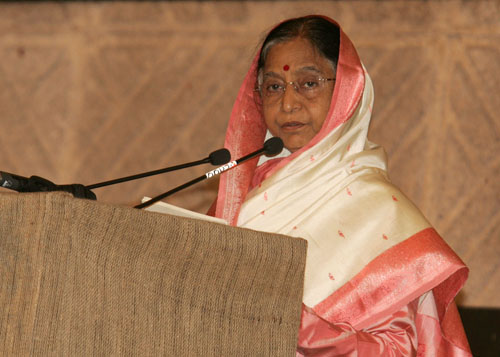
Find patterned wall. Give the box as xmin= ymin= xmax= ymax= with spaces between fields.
xmin=0 ymin=1 xmax=498 ymax=308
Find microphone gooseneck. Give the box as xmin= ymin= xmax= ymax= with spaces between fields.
xmin=1 ymin=147 xmax=232 ymax=201
xmin=86 ymin=148 xmax=231 ymax=190
xmin=136 ymin=137 xmax=284 ymax=209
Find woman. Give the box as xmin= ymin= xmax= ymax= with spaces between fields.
xmin=211 ymin=16 xmax=471 ymax=356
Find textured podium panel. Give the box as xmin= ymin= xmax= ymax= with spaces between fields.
xmin=0 ymin=1 xmax=498 ymax=308
xmin=0 ymin=192 xmax=306 ymax=356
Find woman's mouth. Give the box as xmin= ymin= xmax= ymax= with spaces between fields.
xmin=281 ymin=121 xmax=305 ymax=131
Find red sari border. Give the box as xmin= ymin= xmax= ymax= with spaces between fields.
xmin=313 ymin=228 xmax=468 ymax=331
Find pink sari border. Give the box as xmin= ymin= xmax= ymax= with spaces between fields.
xmin=313 ymin=227 xmax=468 ymax=333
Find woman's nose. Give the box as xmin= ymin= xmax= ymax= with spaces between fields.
xmin=281 ymin=83 xmax=301 ymax=113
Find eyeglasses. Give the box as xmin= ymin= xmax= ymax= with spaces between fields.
xmin=256 ymin=75 xmax=335 ymax=104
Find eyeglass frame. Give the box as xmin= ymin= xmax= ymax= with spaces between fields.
xmin=254 ymin=75 xmax=336 ymax=104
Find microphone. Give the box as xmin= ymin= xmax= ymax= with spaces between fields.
xmin=0 ymin=171 xmax=96 ymax=200
xmin=86 ymin=148 xmax=230 ymax=190
xmin=209 ymin=148 xmax=231 ymax=165
xmin=135 ymin=137 xmax=284 ymax=209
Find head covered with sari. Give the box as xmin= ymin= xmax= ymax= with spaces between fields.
xmin=215 ymin=15 xmax=366 ymax=225
xmin=213 ymin=15 xmax=470 ymax=355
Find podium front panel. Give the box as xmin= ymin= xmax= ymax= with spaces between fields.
xmin=0 ymin=192 xmax=307 ymax=356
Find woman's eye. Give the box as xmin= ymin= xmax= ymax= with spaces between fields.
xmin=267 ymin=83 xmax=284 ymax=92
xmin=301 ymin=80 xmax=319 ymax=89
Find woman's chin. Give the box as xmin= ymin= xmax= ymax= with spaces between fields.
xmin=284 ymin=141 xmax=306 ymax=153
xmin=282 ymin=136 xmax=312 ymax=153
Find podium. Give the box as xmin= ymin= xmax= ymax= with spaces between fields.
xmin=0 ymin=192 xmax=307 ymax=356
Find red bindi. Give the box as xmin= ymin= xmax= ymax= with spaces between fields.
xmin=283 ymin=64 xmax=290 ymax=71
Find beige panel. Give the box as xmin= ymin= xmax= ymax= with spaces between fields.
xmin=0 ymin=1 xmax=498 ymax=307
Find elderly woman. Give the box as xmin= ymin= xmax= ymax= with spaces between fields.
xmin=210 ymin=16 xmax=471 ymax=356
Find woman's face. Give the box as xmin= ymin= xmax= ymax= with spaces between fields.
xmin=260 ymin=37 xmax=335 ymax=152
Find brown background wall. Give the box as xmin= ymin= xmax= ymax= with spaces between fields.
xmin=0 ymin=1 xmax=498 ymax=308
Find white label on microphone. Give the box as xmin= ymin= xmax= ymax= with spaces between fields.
xmin=205 ymin=161 xmax=237 ymax=178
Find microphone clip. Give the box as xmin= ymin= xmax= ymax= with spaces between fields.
xmin=22 ymin=176 xmax=96 ymax=200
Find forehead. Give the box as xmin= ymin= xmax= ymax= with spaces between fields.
xmin=264 ymin=37 xmax=333 ymax=75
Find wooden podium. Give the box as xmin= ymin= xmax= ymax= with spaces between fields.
xmin=0 ymin=192 xmax=307 ymax=356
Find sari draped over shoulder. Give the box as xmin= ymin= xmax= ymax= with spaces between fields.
xmin=213 ymin=16 xmax=471 ymax=356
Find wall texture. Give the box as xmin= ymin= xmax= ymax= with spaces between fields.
xmin=0 ymin=1 xmax=498 ymax=308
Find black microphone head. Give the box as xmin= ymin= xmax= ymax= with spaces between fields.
xmin=264 ymin=137 xmax=284 ymax=157
xmin=209 ymin=148 xmax=231 ymax=165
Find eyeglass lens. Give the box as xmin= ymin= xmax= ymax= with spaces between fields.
xmin=260 ymin=75 xmax=334 ymax=103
